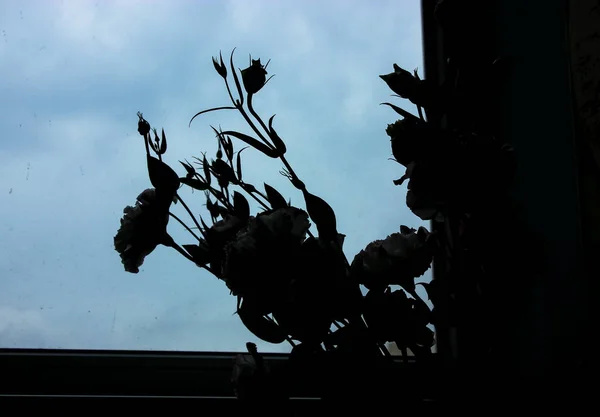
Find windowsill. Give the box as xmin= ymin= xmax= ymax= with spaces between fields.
xmin=0 ymin=348 xmax=439 ymax=401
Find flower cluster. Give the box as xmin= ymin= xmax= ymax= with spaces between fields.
xmin=112 ymin=50 xmax=499 ymax=400
xmin=380 ymin=63 xmax=515 ymax=220
xmin=114 ymin=188 xmax=173 ymax=273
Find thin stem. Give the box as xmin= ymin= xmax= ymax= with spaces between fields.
xmin=167 ymin=238 xmax=217 ymax=275
xmin=169 ymin=212 xmax=201 ymax=241
xmin=266 ymin=315 xmax=296 ymax=347
xmin=143 ymin=133 xmax=150 ymax=156
xmin=400 ymin=347 xmax=409 ymax=363
xmin=253 ymin=189 xmax=270 ymax=202
xmin=192 ymin=172 xmax=234 ymax=210
xmin=242 ymin=184 xmax=270 ymax=210
xmin=247 ymin=91 xmax=305 ymax=192
xmin=281 ymin=157 xmax=299 ymax=183
xmin=166 ymin=238 xmax=195 ymax=262
xmin=285 ymin=335 xmax=296 ymax=347
xmin=224 ymin=77 xmax=238 ymax=110
xmin=379 ymin=342 xmax=391 ymax=357
xmin=355 ymin=314 xmax=388 ymax=358
xmin=221 ymin=62 xmax=272 ymax=149
xmin=237 ymin=105 xmax=273 ymax=149
xmin=214 ymin=189 xmax=234 ymax=210
xmin=247 ymin=93 xmax=271 ymax=139
xmin=417 ymin=105 xmax=424 ymax=121
xmin=223 ymin=185 xmax=230 ymax=205
xmin=176 ymin=194 xmax=203 ymax=234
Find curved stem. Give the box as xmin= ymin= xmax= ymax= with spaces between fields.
xmin=285 ymin=336 xmax=296 ymax=348
xmin=221 ymin=64 xmax=273 ymax=150
xmin=280 ymin=155 xmax=302 ymax=187
xmin=167 ymin=237 xmax=217 ymax=275
xmin=165 ymin=237 xmax=195 ymax=262
xmin=253 ymin=189 xmax=270 ymax=203
xmin=247 ymin=93 xmax=271 ymax=139
xmin=266 ymin=315 xmax=296 ymax=348
xmin=224 ymin=78 xmax=238 ymax=110
xmin=169 ymin=212 xmax=201 ymax=241
xmin=237 ymin=105 xmax=273 ymax=149
xmin=246 ymin=94 xmax=305 ymax=191
xmin=192 ymin=172 xmax=234 ymax=210
xmin=241 ymin=184 xmax=270 ymax=210
xmin=355 ymin=314 xmax=388 ymax=357
xmin=213 ymin=189 xmax=234 ymax=210
xmin=176 ymin=194 xmax=203 ymax=234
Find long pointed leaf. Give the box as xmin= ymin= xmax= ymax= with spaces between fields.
xmin=160 ymin=128 xmax=167 ymax=154
xmin=237 ymin=296 xmax=286 ymax=344
xmin=210 ymin=126 xmax=228 ymax=155
xmin=221 ymin=130 xmax=278 ymax=158
xmin=199 ymin=215 xmax=211 ymax=231
xmin=182 ymin=243 xmax=210 ymax=267
xmin=236 ymin=146 xmax=249 ymax=181
xmin=230 ymin=48 xmax=244 ymax=106
xmin=180 ymin=177 xmax=210 ymax=191
xmin=267 ymin=114 xmax=287 ymax=155
xmin=233 ymin=191 xmax=250 ymax=221
xmin=302 ymin=189 xmax=337 ymax=241
xmin=380 ymin=102 xmax=420 ymax=121
xmin=264 ymin=183 xmax=288 ymax=209
xmin=202 ymin=155 xmax=211 ymax=186
xmin=147 ymin=155 xmax=179 ymax=194
xmin=179 ymin=160 xmax=195 ymax=176
xmin=219 ymin=51 xmax=227 ymax=77
xmin=225 ymin=136 xmax=234 ymax=161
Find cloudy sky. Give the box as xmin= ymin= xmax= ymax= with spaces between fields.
xmin=0 ymin=0 xmax=426 ymax=353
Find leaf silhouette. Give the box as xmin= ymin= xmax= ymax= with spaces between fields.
xmin=230 ymin=48 xmax=244 ymax=106
xmin=179 ymin=160 xmax=195 ymax=176
xmin=202 ymin=155 xmax=211 ymax=185
xmin=380 ymin=102 xmax=420 ymax=121
xmin=302 ymin=189 xmax=337 ymax=241
xmin=180 ymin=177 xmax=210 ymax=191
xmin=182 ymin=243 xmax=210 ymax=267
xmin=160 ymin=128 xmax=167 ymax=154
xmin=233 ymin=191 xmax=250 ymax=221
xmin=264 ymin=183 xmax=288 ymax=209
xmin=237 ymin=296 xmax=286 ymax=344
xmin=147 ymin=155 xmax=180 ymax=194
xmin=236 ymin=147 xmax=249 ymax=181
xmin=212 ymin=51 xmax=227 ymax=78
xmin=199 ymin=215 xmax=211 ymax=235
xmin=267 ymin=114 xmax=287 ymax=155
xmin=225 ymin=136 xmax=234 ymax=161
xmin=221 ymin=131 xmax=278 ymax=158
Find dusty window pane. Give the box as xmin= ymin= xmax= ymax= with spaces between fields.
xmin=0 ymin=0 xmax=426 ymax=352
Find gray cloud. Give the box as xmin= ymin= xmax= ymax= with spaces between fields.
xmin=0 ymin=0 xmax=426 ymax=352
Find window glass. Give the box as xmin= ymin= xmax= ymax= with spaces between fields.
xmin=0 ymin=0 xmax=426 ymax=352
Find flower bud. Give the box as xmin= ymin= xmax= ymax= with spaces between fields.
xmin=380 ymin=64 xmax=421 ymax=99
xmin=137 ymin=112 xmax=150 ymax=136
xmin=212 ymin=53 xmax=227 ymax=78
xmin=241 ymin=58 xmax=268 ymax=95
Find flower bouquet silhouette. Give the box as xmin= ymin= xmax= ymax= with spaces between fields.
xmin=114 ymin=48 xmax=513 ymax=399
